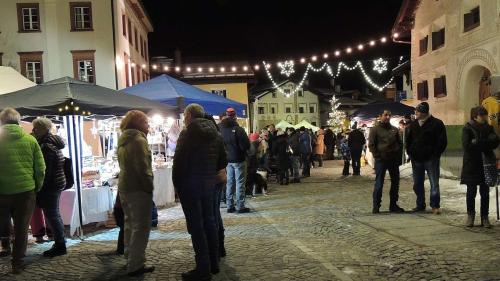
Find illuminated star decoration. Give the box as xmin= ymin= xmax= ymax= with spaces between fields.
xmin=279 ymin=60 xmax=295 ymax=77
xmin=373 ymin=58 xmax=388 ymax=74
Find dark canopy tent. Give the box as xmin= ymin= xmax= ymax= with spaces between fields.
xmin=121 ymin=74 xmax=247 ymax=117
xmin=0 ymin=77 xmax=176 ymax=116
xmin=351 ymin=102 xmax=415 ymax=120
xmin=0 ymin=77 xmax=176 ymax=237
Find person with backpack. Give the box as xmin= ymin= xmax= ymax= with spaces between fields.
xmin=31 ymin=118 xmax=68 ymax=258
xmin=221 ymin=108 xmax=251 ymax=214
xmin=461 ymin=106 xmax=499 ymax=228
xmin=0 ymin=108 xmax=45 ymax=274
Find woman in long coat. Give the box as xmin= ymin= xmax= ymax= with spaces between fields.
xmin=461 ymin=106 xmax=499 ymax=228
xmin=314 ymin=129 xmax=325 ymax=167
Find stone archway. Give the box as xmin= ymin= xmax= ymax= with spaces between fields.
xmin=457 ymin=49 xmax=498 ymax=121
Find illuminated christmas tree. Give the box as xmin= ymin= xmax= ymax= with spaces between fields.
xmin=327 ymin=95 xmax=346 ymax=133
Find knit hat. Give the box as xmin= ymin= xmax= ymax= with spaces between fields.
xmin=415 ymin=102 xmax=429 ymax=114
xmin=249 ymin=133 xmax=260 ymax=142
xmin=226 ymin=107 xmax=236 ymax=118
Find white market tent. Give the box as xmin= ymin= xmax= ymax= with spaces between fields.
xmin=275 ymin=120 xmax=293 ymax=131
xmin=0 ymin=66 xmax=36 ymax=95
xmin=294 ymin=120 xmax=320 ymax=132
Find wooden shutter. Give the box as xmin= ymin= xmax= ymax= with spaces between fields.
xmin=423 ymin=80 xmax=429 ymax=100
xmin=419 ymin=36 xmax=428 ymax=56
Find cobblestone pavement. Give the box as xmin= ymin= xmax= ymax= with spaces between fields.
xmin=2 ymin=160 xmax=500 ymax=280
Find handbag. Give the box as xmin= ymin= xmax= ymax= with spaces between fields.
xmin=482 ymin=150 xmax=497 ymax=187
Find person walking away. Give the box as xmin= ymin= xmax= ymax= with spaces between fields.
xmin=273 ymin=130 xmax=290 ymax=185
xmin=340 ymin=134 xmax=351 ymax=176
xmin=0 ymin=108 xmax=45 ymax=274
xmin=117 ymin=110 xmax=155 ymax=276
xmin=406 ymin=102 xmax=448 ymax=214
xmin=309 ymin=129 xmax=317 ymax=168
xmin=298 ymin=127 xmax=312 ymax=177
xmin=368 ymin=110 xmax=405 ymax=214
xmin=287 ymin=128 xmax=301 ymax=183
xmin=31 ymin=118 xmax=67 ymax=257
xmin=348 ymin=124 xmax=366 ymax=176
xmin=247 ymin=133 xmax=260 ymax=196
xmin=315 ymin=129 xmax=325 ymax=167
xmin=173 ymin=104 xmax=228 ymax=280
xmin=324 ymin=128 xmax=335 ymax=160
xmin=461 ymin=106 xmax=499 ymax=228
xmin=221 ymin=108 xmax=251 ymax=214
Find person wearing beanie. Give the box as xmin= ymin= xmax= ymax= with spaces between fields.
xmin=220 ymin=108 xmax=251 ymax=214
xmin=405 ymin=102 xmax=447 ymax=215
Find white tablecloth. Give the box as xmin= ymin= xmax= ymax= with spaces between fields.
xmin=60 ymin=186 xmax=113 ymax=235
xmin=153 ymin=166 xmax=175 ymax=206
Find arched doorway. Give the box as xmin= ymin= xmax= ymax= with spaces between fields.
xmin=463 ymin=65 xmax=492 ymax=117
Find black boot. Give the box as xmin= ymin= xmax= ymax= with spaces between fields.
xmin=43 ymin=242 xmax=67 ymax=258
xmin=389 ymin=204 xmax=405 ymax=213
xmin=182 ymin=269 xmax=211 ymax=281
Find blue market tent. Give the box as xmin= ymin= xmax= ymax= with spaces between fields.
xmin=351 ymin=102 xmax=415 ymax=120
xmin=121 ymin=74 xmax=247 ymax=117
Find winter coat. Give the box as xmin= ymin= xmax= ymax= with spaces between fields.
xmin=348 ymin=129 xmax=366 ymax=152
xmin=38 ymin=133 xmax=66 ymax=195
xmin=247 ymin=140 xmax=259 ymax=170
xmin=220 ymin=118 xmax=250 ymax=163
xmin=315 ymin=130 xmax=325 ymax=155
xmin=406 ymin=116 xmax=447 ymax=162
xmin=272 ymin=134 xmax=290 ymax=170
xmin=324 ymin=129 xmax=335 ymax=147
xmin=173 ymin=118 xmax=228 ymax=193
xmin=460 ymin=121 xmax=500 ymax=185
xmin=117 ymin=129 xmax=154 ymax=194
xmin=299 ymin=131 xmax=312 ymax=154
xmin=368 ymin=122 xmax=402 ymax=163
xmin=288 ymin=132 xmax=301 ymax=156
xmin=0 ymin=124 xmax=45 ymax=195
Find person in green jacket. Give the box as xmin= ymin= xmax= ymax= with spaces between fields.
xmin=0 ymin=108 xmax=45 ymax=274
xmin=117 ymin=110 xmax=155 ymax=277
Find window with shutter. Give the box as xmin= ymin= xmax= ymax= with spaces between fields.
xmin=432 ymin=28 xmax=445 ymax=50
xmin=417 ymin=81 xmax=429 ymax=101
xmin=464 ymin=6 xmax=480 ymax=32
xmin=433 ymin=76 xmax=447 ymax=98
xmin=419 ymin=36 xmax=428 ymax=56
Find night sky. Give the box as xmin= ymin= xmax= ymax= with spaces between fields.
xmin=142 ymin=0 xmax=410 ymax=91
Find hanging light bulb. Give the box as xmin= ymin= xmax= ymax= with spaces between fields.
xmin=369 ymin=40 xmax=376 ymax=46
xmin=175 ymin=66 xmax=180 ymax=72
xmin=334 ymin=50 xmax=341 ymax=57
xmin=209 ymin=67 xmax=214 ymax=73
xmin=254 ymin=65 xmax=260 ymax=70
xmin=186 ymin=67 xmax=192 ymax=72
xmin=323 ymin=53 xmax=329 ymax=59
xmin=141 ymin=64 xmax=146 ymax=69
xmin=220 ymin=67 xmax=225 ymax=72
xmin=346 ymin=47 xmax=352 ymax=54
xmin=381 ymin=37 xmax=387 ymax=43
xmin=393 ymin=33 xmax=399 ymax=38
xmin=131 ymin=62 xmax=136 ymax=68
xmin=300 ymin=58 xmax=306 ymax=63
xmin=163 ymin=66 xmax=169 ymax=71
xmin=197 ymin=67 xmax=203 ymax=72
xmin=231 ymin=66 xmax=237 ymax=71
xmin=243 ymin=66 xmax=248 ymax=71
xmin=311 ymin=55 xmax=318 ymax=62
xmin=152 ymin=65 xmax=158 ymax=70
xmin=357 ymin=44 xmax=364 ymax=50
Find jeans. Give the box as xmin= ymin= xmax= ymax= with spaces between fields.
xmin=38 ymin=192 xmax=65 ymax=244
xmin=301 ymin=153 xmax=311 ymax=176
xmin=291 ymin=156 xmax=301 ymax=180
xmin=179 ymin=186 xmax=218 ymax=275
xmin=373 ymin=160 xmax=400 ymax=208
xmin=466 ymin=184 xmax=490 ymax=218
xmin=214 ymin=183 xmax=225 ymax=259
xmin=0 ymin=191 xmax=36 ymax=264
xmin=120 ymin=191 xmax=153 ymax=273
xmin=226 ymin=161 xmax=247 ymax=210
xmin=343 ymin=158 xmax=350 ymax=176
xmin=412 ymin=158 xmax=441 ymax=209
xmin=351 ymin=150 xmax=362 ymax=175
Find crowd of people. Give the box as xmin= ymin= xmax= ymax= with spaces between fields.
xmin=0 ymin=99 xmax=498 ymax=279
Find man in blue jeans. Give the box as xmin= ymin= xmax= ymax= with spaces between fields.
xmin=221 ymin=108 xmax=251 ymax=214
xmin=405 ymin=102 xmax=447 ymax=214
xmin=368 ymin=110 xmax=405 ymax=214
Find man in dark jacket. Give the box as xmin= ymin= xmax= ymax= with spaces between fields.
xmin=32 ymin=118 xmax=67 ymax=258
xmin=299 ymin=127 xmax=312 ymax=177
xmin=173 ymin=104 xmax=228 ymax=281
xmin=220 ymin=108 xmax=250 ymax=213
xmin=348 ymin=124 xmax=366 ymax=176
xmin=287 ymin=128 xmax=301 ymax=183
xmin=406 ymin=102 xmax=447 ymax=214
xmin=368 ymin=110 xmax=405 ymax=214
xmin=324 ymin=128 xmax=335 ymax=160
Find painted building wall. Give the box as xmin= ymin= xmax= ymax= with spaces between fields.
xmin=410 ymin=0 xmax=500 ymax=125
xmin=252 ymin=82 xmax=320 ymax=130
xmin=194 ymin=82 xmax=249 ymax=106
xmin=0 ymin=0 xmax=151 ymax=90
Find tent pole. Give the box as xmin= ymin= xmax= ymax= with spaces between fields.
xmin=71 ymin=115 xmax=85 ymax=239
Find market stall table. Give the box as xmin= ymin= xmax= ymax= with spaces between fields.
xmin=60 ymin=186 xmax=113 ymax=235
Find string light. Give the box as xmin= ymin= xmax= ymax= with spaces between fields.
xmin=323 ymin=53 xmax=329 ymax=59
xmin=393 ymin=33 xmax=399 ymax=38
xmin=381 ymin=37 xmax=387 ymax=43
xmin=243 ymin=66 xmax=248 ymax=71
xmin=300 ymin=58 xmax=306 ymax=64
xmin=152 ymin=65 xmax=158 ymax=70
xmin=141 ymin=64 xmax=146 ymax=69
xmin=197 ymin=67 xmax=203 ymax=72
xmin=209 ymin=67 xmax=214 ymax=72
xmin=373 ymin=58 xmax=388 ymax=74
xmin=175 ymin=66 xmax=180 ymax=72
xmin=346 ymin=47 xmax=352 ymax=54
xmin=231 ymin=66 xmax=237 ymax=72
xmin=279 ymin=60 xmax=295 ymax=77
xmin=369 ymin=40 xmax=376 ymax=46
xmin=163 ymin=66 xmax=169 ymax=71
xmin=357 ymin=44 xmax=364 ymax=50
xmin=311 ymin=56 xmax=318 ymax=62
xmin=131 ymin=62 xmax=136 ymax=68
xmin=220 ymin=67 xmax=225 ymax=72
xmin=334 ymin=50 xmax=341 ymax=57
xmin=186 ymin=67 xmax=192 ymax=72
